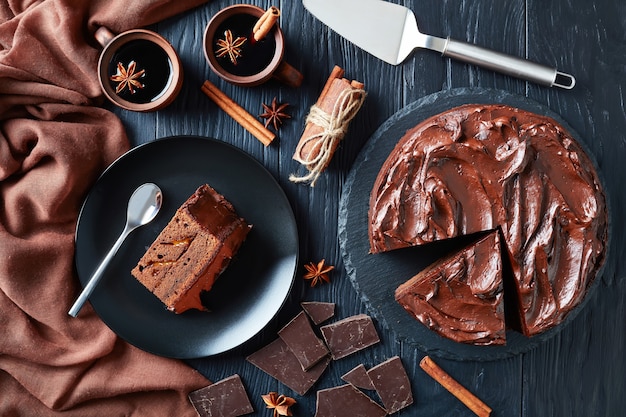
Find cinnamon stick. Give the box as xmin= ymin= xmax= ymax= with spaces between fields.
xmin=201 ymin=80 xmax=275 ymax=146
xmin=318 ymin=65 xmax=345 ymax=103
xmin=420 ymin=356 xmax=492 ymax=417
xmin=253 ymin=6 xmax=280 ymax=42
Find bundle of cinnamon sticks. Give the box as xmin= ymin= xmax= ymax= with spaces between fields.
xmin=290 ymin=65 xmax=366 ymax=186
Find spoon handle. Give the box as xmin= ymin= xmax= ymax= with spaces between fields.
xmin=68 ymin=224 xmax=133 ymax=317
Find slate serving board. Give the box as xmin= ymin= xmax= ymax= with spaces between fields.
xmin=338 ymin=87 xmax=609 ymax=361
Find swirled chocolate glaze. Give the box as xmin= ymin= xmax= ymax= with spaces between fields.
xmin=370 ymin=104 xmax=608 ymax=338
xmin=395 ymin=231 xmax=505 ymax=345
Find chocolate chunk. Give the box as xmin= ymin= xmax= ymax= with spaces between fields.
xmin=188 ymin=374 xmax=253 ymax=417
xmin=301 ymin=301 xmax=336 ymax=325
xmin=314 ymin=384 xmax=387 ymax=417
xmin=320 ymin=314 xmax=380 ymax=360
xmin=367 ymin=356 xmax=413 ymax=414
xmin=341 ymin=364 xmax=375 ymax=390
xmin=246 ymin=338 xmax=330 ymax=395
xmin=278 ymin=311 xmax=329 ymax=370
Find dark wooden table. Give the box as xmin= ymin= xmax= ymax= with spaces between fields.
xmin=112 ymin=0 xmax=626 ymax=415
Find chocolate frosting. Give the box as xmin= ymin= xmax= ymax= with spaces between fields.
xmin=395 ymin=231 xmax=505 ymax=345
xmin=370 ymin=104 xmax=608 ymax=337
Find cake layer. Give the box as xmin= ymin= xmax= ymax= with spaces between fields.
xmin=371 ymin=104 xmax=608 ymax=337
xmin=395 ymin=231 xmax=505 ymax=345
xmin=132 ymin=184 xmax=251 ymax=313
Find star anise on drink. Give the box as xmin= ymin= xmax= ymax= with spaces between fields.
xmin=261 ymin=392 xmax=296 ymax=417
xmin=110 ymin=61 xmax=145 ymax=94
xmin=259 ymin=97 xmax=291 ymax=131
xmin=303 ymin=259 xmax=334 ymax=287
xmin=215 ymin=29 xmax=247 ymax=65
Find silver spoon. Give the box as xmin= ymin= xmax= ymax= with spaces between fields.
xmin=68 ymin=183 xmax=163 ymax=317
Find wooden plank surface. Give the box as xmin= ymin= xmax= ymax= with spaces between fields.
xmin=109 ymin=0 xmax=626 ymax=415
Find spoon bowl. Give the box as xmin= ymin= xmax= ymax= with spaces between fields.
xmin=127 ymin=183 xmax=163 ymax=227
xmin=68 ymin=183 xmax=162 ymax=317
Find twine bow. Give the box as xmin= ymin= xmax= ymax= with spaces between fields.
xmin=289 ymin=87 xmax=366 ymax=186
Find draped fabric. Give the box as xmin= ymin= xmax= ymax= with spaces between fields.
xmin=0 ymin=1 xmax=211 ymax=415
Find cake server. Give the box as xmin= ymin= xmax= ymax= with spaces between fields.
xmin=302 ymin=0 xmax=575 ymax=89
xmin=68 ymin=183 xmax=162 ymax=317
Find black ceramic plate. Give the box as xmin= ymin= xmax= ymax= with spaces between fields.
xmin=75 ymin=136 xmax=298 ymax=358
xmin=339 ymin=88 xmax=606 ymax=361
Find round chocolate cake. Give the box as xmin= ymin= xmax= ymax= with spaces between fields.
xmin=369 ymin=104 xmax=608 ymax=341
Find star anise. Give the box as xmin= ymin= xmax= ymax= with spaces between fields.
xmin=110 ymin=61 xmax=145 ymax=94
xmin=261 ymin=392 xmax=296 ymax=417
xmin=303 ymin=259 xmax=334 ymax=287
xmin=259 ymin=97 xmax=291 ymax=131
xmin=215 ymin=29 xmax=247 ymax=65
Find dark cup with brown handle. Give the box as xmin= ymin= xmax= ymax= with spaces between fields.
xmin=204 ymin=4 xmax=303 ymax=88
xmin=96 ymin=27 xmax=183 ymax=112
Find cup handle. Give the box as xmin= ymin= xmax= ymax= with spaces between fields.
xmin=272 ymin=61 xmax=303 ymax=88
xmin=94 ymin=26 xmax=115 ymax=48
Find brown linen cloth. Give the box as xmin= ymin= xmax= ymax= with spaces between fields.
xmin=0 ymin=0 xmax=213 ymax=415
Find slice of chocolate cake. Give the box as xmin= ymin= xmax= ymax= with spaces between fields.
xmin=131 ymin=184 xmax=251 ymax=313
xmin=395 ymin=231 xmax=505 ymax=345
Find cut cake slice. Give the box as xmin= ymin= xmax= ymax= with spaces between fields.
xmin=131 ymin=184 xmax=251 ymax=313
xmin=395 ymin=231 xmax=506 ymax=345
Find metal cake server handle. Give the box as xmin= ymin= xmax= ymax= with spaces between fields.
xmin=441 ymin=38 xmax=575 ymax=89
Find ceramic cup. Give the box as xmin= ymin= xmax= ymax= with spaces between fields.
xmin=203 ymin=4 xmax=303 ymax=87
xmin=95 ymin=27 xmax=183 ymax=112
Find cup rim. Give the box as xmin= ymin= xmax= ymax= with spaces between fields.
xmin=203 ymin=4 xmax=285 ymax=87
xmin=98 ymin=29 xmax=183 ymax=112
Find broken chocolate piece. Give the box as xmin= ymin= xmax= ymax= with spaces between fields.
xmin=314 ymin=384 xmax=386 ymax=417
xmin=246 ymin=338 xmax=330 ymax=395
xmin=278 ymin=311 xmax=329 ymax=370
xmin=301 ymin=301 xmax=336 ymax=325
xmin=367 ymin=356 xmax=414 ymax=414
xmin=341 ymin=364 xmax=375 ymax=390
xmin=188 ymin=374 xmax=254 ymax=417
xmin=320 ymin=314 xmax=380 ymax=360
